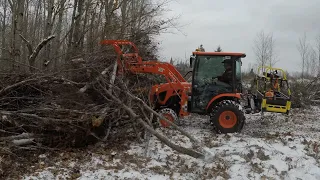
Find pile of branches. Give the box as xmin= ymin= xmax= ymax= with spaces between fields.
xmin=0 ymin=54 xmax=210 ymax=177
xmin=290 ymin=76 xmax=320 ymax=108
xmin=0 ymin=57 xmax=151 ymax=148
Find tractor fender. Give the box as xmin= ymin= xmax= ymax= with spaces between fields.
xmin=206 ymin=93 xmax=241 ymax=111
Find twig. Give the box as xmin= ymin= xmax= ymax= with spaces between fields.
xmin=102 ymin=119 xmax=113 ymax=142
xmin=0 ymin=133 xmax=34 ymax=141
xmin=0 ymin=76 xmax=45 ymax=96
xmin=19 ymin=34 xmax=33 ymax=55
xmin=12 ymin=139 xmax=35 ymax=146
xmin=78 ymin=64 xmax=113 ymax=93
xmin=109 ymin=61 xmax=118 ymax=92
xmin=0 ymin=111 xmax=85 ymax=123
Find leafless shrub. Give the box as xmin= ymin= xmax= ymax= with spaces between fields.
xmin=289 ymin=76 xmax=320 ymax=108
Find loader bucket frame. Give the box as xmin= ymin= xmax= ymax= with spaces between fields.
xmin=100 ymin=40 xmax=143 ymax=74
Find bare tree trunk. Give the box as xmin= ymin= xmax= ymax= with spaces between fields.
xmin=72 ymin=0 xmax=84 ymax=54
xmin=267 ymin=34 xmax=277 ymax=67
xmin=309 ymin=48 xmax=317 ymax=77
xmin=66 ymin=0 xmax=79 ymax=63
xmin=87 ymin=3 xmax=99 ymax=52
xmin=316 ymin=35 xmax=320 ymax=76
xmin=80 ymin=1 xmax=91 ymax=52
xmin=136 ymin=0 xmax=145 ymax=32
xmin=1 ymin=0 xmax=8 ymax=65
xmin=53 ymin=0 xmax=66 ymax=72
xmin=31 ymin=0 xmax=42 ymax=46
xmin=43 ymin=0 xmax=54 ymax=71
xmin=95 ymin=3 xmax=103 ymax=47
xmin=253 ymin=30 xmax=278 ymax=71
xmin=297 ymin=33 xmax=309 ymax=79
xmin=130 ymin=0 xmax=136 ymax=36
xmin=102 ymin=0 xmax=116 ymax=40
xmin=120 ymin=0 xmax=128 ymax=37
xmin=20 ymin=0 xmax=30 ymax=73
xmin=10 ymin=0 xmax=25 ymax=72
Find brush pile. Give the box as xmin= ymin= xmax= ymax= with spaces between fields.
xmin=0 ymin=54 xmax=160 ymax=152
xmin=0 ymin=53 xmax=209 ymax=178
xmin=288 ymin=76 xmax=320 ymax=108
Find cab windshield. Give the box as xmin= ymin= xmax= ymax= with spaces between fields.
xmin=194 ymin=55 xmax=226 ymax=83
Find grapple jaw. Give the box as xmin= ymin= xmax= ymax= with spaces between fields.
xmin=100 ymin=40 xmax=143 ymax=74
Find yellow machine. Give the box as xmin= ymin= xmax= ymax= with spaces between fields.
xmin=246 ymin=66 xmax=291 ymax=115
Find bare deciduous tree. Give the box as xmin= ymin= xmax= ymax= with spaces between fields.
xmin=316 ymin=34 xmax=320 ymax=75
xmin=308 ymin=47 xmax=318 ymax=77
xmin=0 ymin=0 xmax=177 ymax=74
xmin=9 ymin=0 xmax=26 ymax=71
xmin=297 ymin=32 xmax=310 ymax=79
xmin=253 ymin=30 xmax=278 ymax=70
xmin=0 ymin=0 xmax=9 ymax=61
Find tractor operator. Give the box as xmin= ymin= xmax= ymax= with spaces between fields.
xmin=218 ymin=60 xmax=232 ymax=84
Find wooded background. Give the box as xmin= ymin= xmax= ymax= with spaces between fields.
xmin=0 ymin=0 xmax=176 ymax=74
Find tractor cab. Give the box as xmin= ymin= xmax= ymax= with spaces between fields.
xmin=188 ymin=51 xmax=246 ymax=113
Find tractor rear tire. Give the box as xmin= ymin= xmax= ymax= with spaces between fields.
xmin=209 ymin=100 xmax=245 ymax=134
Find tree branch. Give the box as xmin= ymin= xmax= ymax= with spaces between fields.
xmin=19 ymin=34 xmax=33 ymax=55
xmin=28 ymin=35 xmax=56 ymax=66
xmin=112 ymin=84 xmax=200 ymax=144
xmin=100 ymin=84 xmax=205 ymax=159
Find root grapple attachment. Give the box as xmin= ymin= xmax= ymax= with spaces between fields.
xmin=246 ymin=66 xmax=291 ymax=115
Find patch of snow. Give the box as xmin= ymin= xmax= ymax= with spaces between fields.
xmin=38 ymin=154 xmax=47 ymax=159
xmin=79 ymin=169 xmax=170 ymax=180
xmin=22 ymin=107 xmax=320 ymax=180
xmin=24 ymin=169 xmax=70 ymax=180
xmin=24 ymin=171 xmax=55 ymax=180
xmin=228 ymin=163 xmax=251 ymax=179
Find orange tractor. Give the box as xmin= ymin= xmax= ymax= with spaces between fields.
xmin=101 ymin=40 xmax=246 ymax=134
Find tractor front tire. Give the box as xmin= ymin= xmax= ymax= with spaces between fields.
xmin=155 ymin=108 xmax=179 ymax=128
xmin=209 ymin=100 xmax=245 ymax=134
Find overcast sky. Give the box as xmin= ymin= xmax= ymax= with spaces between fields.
xmin=155 ymin=0 xmax=320 ymax=73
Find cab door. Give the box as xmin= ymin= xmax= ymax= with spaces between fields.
xmin=189 ymin=55 xmax=234 ymax=113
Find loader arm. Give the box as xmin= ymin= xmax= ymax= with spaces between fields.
xmin=100 ymin=40 xmax=190 ymax=117
xmin=129 ymin=62 xmax=187 ymax=83
xmin=100 ymin=39 xmax=187 ymax=84
xmin=100 ymin=40 xmax=186 ymax=82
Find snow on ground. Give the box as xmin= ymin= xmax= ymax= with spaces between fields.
xmin=23 ymin=107 xmax=320 ymax=180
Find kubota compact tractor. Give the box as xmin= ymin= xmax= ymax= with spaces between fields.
xmin=101 ymin=40 xmax=246 ymax=134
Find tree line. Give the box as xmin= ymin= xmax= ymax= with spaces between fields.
xmin=194 ymin=30 xmax=320 ymax=79
xmin=0 ymin=0 xmax=176 ymax=74
xmin=252 ymin=30 xmax=320 ymax=78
